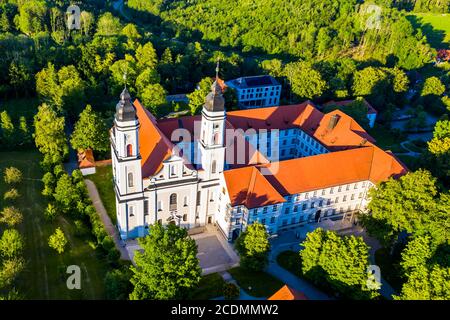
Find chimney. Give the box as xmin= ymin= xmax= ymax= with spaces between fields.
xmin=328 ymin=114 xmax=340 ymax=130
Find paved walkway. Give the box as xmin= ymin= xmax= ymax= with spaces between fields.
xmin=191 ymin=225 xmax=240 ymax=275
xmin=84 ymin=179 xmax=130 ymax=260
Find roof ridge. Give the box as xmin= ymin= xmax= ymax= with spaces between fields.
xmin=245 ymin=167 xmax=259 ymax=206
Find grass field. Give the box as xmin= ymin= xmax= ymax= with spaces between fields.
xmin=191 ymin=273 xmax=226 ymax=300
xmin=87 ymin=165 xmax=116 ymax=225
xmin=408 ymin=13 xmax=450 ymax=48
xmin=0 ymin=151 xmax=109 ymax=299
xmin=228 ymin=267 xmax=283 ymax=298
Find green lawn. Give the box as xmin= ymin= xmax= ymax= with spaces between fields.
xmin=228 ymin=267 xmax=283 ymax=298
xmin=408 ymin=13 xmax=450 ymax=48
xmin=191 ymin=273 xmax=226 ymax=300
xmin=87 ymin=165 xmax=116 ymax=225
xmin=0 ymin=151 xmax=109 ymax=299
xmin=276 ymin=251 xmax=302 ymax=278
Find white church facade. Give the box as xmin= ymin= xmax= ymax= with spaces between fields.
xmin=111 ymin=80 xmax=407 ymax=241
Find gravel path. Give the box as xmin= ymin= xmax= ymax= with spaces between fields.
xmin=84 ymin=179 xmax=130 ymax=260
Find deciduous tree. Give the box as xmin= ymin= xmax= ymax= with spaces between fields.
xmin=129 ymin=223 xmax=201 ymax=300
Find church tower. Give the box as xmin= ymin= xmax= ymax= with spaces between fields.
xmin=198 ymin=71 xmax=226 ymax=181
xmin=111 ymin=88 xmax=144 ymax=239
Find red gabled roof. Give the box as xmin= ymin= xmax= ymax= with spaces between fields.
xmin=134 ymin=100 xmax=173 ymax=177
xmin=223 ymin=166 xmax=285 ymax=208
xmin=268 ymin=285 xmax=309 ymax=300
xmin=223 ymin=146 xmax=407 ymax=207
xmin=78 ymin=149 xmax=95 ymax=168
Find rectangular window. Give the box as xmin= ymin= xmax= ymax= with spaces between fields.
xmin=261 ymin=218 xmax=266 ymax=224
xmin=354 ymin=183 xmax=358 ymax=189
xmin=338 ymin=186 xmax=342 ymax=192
xmin=322 ymin=189 xmax=326 ymax=196
xmin=330 ymin=187 xmax=334 ymax=194
xmin=196 ymin=191 xmax=201 ymax=206
xmin=359 ymin=192 xmax=363 ymax=199
xmin=335 ymin=197 xmax=339 ymax=203
xmin=343 ymin=195 xmax=347 ymax=202
xmin=346 ymin=184 xmax=350 ymax=191
xmin=327 ymin=199 xmax=331 ymax=205
xmin=351 ymin=194 xmax=355 ymax=200
xmin=270 ymin=217 xmax=275 ymax=224
xmin=263 ymin=207 xmax=268 ymax=214
xmin=285 ymin=208 xmax=289 ymax=214
xmin=272 ymin=205 xmax=277 ymax=211
xmin=144 ymin=200 xmax=149 ymax=216
xmin=129 ymin=205 xmax=134 ymax=217
xmin=157 ymin=201 xmax=162 ymax=211
xmin=302 ymin=203 xmax=307 ymax=210
xmin=293 ymin=205 xmax=298 ymax=212
xmin=310 ymin=202 xmax=315 ymax=208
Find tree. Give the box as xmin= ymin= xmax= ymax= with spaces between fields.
xmin=15 ymin=0 xmax=47 ymax=36
xmin=323 ymin=97 xmax=370 ymax=129
xmin=44 ymin=203 xmax=58 ymax=221
xmin=135 ymin=42 xmax=158 ymax=71
xmin=364 ymin=170 xmax=450 ymax=248
xmin=80 ymin=11 xmax=94 ymax=37
xmin=96 ymin=12 xmax=122 ymax=36
xmin=18 ymin=116 xmax=31 ymax=146
xmin=235 ymin=222 xmax=270 ymax=271
xmin=188 ymin=77 xmax=213 ymax=115
xmin=0 ymin=207 xmax=23 ymax=227
xmin=53 ymin=173 xmax=81 ymax=213
xmin=3 ymin=167 xmax=22 ymax=184
xmin=284 ymin=61 xmax=326 ymax=100
xmin=70 ymin=105 xmax=109 ymax=152
xmin=129 ymin=223 xmax=201 ymax=300
xmin=428 ymin=120 xmax=450 ymax=156
xmin=4 ymin=189 xmax=20 ymax=201
xmin=48 ymin=227 xmax=67 ymax=254
xmin=300 ymin=228 xmax=379 ymax=299
xmin=395 ymin=265 xmax=450 ymax=300
xmin=33 ymin=104 xmax=68 ymax=164
xmin=0 ymin=229 xmax=24 ymax=259
xmin=109 ymin=56 xmax=137 ymax=95
xmin=0 ymin=257 xmax=25 ymax=288
xmin=139 ymin=84 xmax=167 ymax=115
xmin=421 ymin=76 xmax=446 ymax=97
xmin=9 ymin=60 xmax=32 ymax=97
xmin=41 ymin=171 xmax=55 ymax=197
xmin=0 ymin=111 xmax=14 ymax=145
xmin=105 ymin=267 xmax=133 ymax=300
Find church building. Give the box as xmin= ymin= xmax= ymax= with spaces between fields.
xmin=111 ymin=77 xmax=407 ymax=241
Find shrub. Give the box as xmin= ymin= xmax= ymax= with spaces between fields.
xmin=44 ymin=203 xmax=58 ymax=221
xmin=4 ymin=167 xmax=22 ymax=184
xmin=48 ymin=227 xmax=68 ymax=254
xmin=223 ymin=283 xmax=240 ymax=300
xmin=105 ymin=267 xmax=132 ymax=300
xmin=0 ymin=207 xmax=23 ymax=227
xmin=74 ymin=220 xmax=89 ymax=237
xmin=4 ymin=188 xmax=20 ymax=201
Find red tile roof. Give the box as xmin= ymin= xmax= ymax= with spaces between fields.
xmin=78 ymin=149 xmax=95 ymax=168
xmin=134 ymin=99 xmax=406 ymax=198
xmin=268 ymin=285 xmax=309 ymax=300
xmin=223 ymin=146 xmax=407 ymax=207
xmin=134 ymin=100 xmax=174 ymax=177
xmin=223 ymin=166 xmax=285 ymax=208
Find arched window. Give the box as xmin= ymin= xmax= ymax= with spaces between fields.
xmin=183 ymin=214 xmax=187 ymax=222
xmin=211 ymin=160 xmax=217 ymax=174
xmin=128 ymin=172 xmax=133 ymax=187
xmin=169 ymin=193 xmax=177 ymax=211
xmin=126 ymin=144 xmax=133 ymax=157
